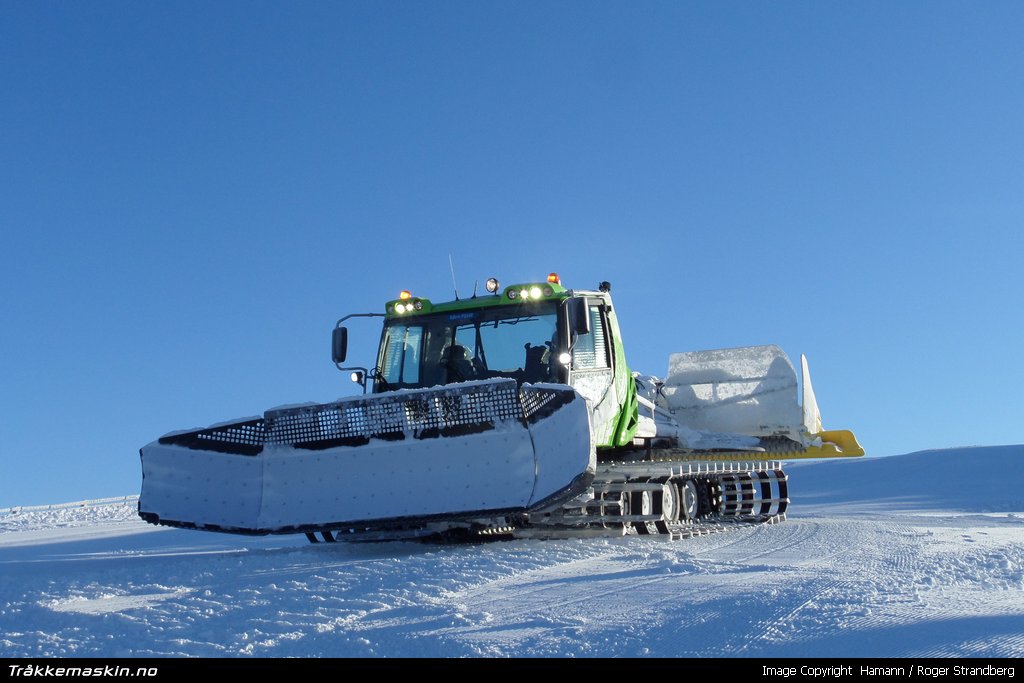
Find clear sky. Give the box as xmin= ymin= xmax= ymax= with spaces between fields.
xmin=2 ymin=1 xmax=1022 ymax=506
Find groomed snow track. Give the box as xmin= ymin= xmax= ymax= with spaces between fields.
xmin=6 ymin=447 xmax=1022 ymax=657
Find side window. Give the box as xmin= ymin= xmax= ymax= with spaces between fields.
xmin=381 ymin=325 xmax=422 ymax=384
xmin=573 ymin=305 xmax=610 ymax=370
xmin=381 ymin=331 xmax=403 ymax=382
xmin=401 ymin=327 xmax=421 ymax=383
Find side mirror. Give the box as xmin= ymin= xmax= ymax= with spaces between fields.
xmin=332 ymin=327 xmax=348 ymax=364
xmin=568 ymin=298 xmax=591 ymax=335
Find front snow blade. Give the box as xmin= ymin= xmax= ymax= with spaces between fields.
xmin=138 ymin=379 xmax=594 ymax=535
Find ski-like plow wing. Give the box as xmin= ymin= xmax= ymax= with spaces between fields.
xmin=139 ymin=379 xmax=594 ymax=535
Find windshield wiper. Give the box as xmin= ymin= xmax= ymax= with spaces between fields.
xmin=371 ymin=367 xmax=395 ymax=391
xmin=495 ymin=316 xmax=539 ymax=326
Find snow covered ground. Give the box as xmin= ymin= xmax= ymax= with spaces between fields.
xmin=1 ymin=446 xmax=1022 ymax=658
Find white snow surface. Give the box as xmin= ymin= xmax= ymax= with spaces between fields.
xmin=2 ymin=446 xmax=1023 ymax=658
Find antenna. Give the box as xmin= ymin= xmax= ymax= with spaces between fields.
xmin=448 ymin=253 xmax=460 ymax=300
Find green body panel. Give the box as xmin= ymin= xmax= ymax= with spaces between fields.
xmin=597 ymin=294 xmax=639 ymax=449
xmin=385 ymin=282 xmax=568 ymax=319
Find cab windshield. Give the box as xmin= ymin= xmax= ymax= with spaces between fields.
xmin=377 ymin=302 xmax=561 ymax=390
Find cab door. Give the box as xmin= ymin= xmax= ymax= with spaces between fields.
xmin=567 ymin=298 xmax=618 ymax=446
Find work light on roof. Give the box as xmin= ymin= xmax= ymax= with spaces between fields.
xmin=486 ymin=277 xmax=500 ymax=294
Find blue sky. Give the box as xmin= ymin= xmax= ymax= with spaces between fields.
xmin=2 ymin=1 xmax=1022 ymax=505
